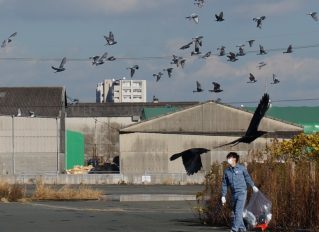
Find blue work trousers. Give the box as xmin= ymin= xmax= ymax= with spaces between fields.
xmin=231 ymin=190 xmax=247 ymax=232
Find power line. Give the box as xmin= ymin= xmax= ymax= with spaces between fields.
xmin=226 ymin=97 xmax=319 ymax=105
xmin=0 ymin=43 xmax=319 ymax=62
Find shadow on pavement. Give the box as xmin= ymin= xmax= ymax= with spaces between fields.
xmin=172 ymin=218 xmax=229 ymax=231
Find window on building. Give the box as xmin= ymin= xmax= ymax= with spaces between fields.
xmin=123 ymin=95 xmax=131 ymax=100
xmin=132 ymin=81 xmax=142 ymax=88
xmin=122 ymin=81 xmax=131 ymax=87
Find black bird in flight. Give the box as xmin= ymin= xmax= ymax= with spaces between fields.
xmin=192 ymin=36 xmax=203 ymax=45
xmin=201 ymin=51 xmax=211 ymax=59
xmin=236 ymin=45 xmax=245 ymax=56
xmin=127 ymin=65 xmax=139 ymax=78
xmin=283 ymin=45 xmax=292 ymax=54
xmin=191 ymin=44 xmax=201 ymax=56
xmin=257 ymin=61 xmax=267 ymax=69
xmin=51 ymin=57 xmax=66 ymax=73
xmin=153 ymin=72 xmax=163 ymax=82
xmin=215 ymin=11 xmax=224 ymax=21
xmin=307 ymin=12 xmax=318 ymax=21
xmin=169 ymin=148 xmax=210 ymax=175
xmin=217 ymin=46 xmax=226 ymax=56
xmin=271 ymin=74 xmax=280 ymax=84
xmin=227 ymin=52 xmax=238 ymax=62
xmin=1 ymin=32 xmax=17 ymax=48
xmin=186 ymin=13 xmax=199 ymax=24
xmin=258 ymin=45 xmax=267 ymax=55
xmin=247 ymin=39 xmax=255 ymax=47
xmin=247 ymin=73 xmax=257 ymax=83
xmin=90 ymin=52 xmax=108 ymax=65
xmin=180 ymin=41 xmax=193 ymax=50
xmin=253 ymin=16 xmax=266 ymax=29
xmin=193 ymin=81 xmax=203 ymax=93
xmin=171 ymin=55 xmax=186 ymax=68
xmin=215 ymin=93 xmax=270 ymax=148
xmin=163 ymin=68 xmax=173 ymax=78
xmin=209 ymin=82 xmax=223 ymax=92
xmin=191 ymin=36 xmax=203 ymax=56
xmin=104 ymin=31 xmax=117 ymax=45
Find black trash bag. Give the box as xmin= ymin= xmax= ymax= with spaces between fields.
xmin=243 ymin=191 xmax=272 ymax=231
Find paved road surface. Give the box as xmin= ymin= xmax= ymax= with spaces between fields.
xmin=0 ymin=185 xmax=228 ymax=232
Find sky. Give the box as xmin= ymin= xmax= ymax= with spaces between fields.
xmin=0 ymin=0 xmax=319 ymax=106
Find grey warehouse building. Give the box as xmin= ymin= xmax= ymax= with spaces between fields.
xmin=0 ymin=87 xmax=66 ymax=175
xmin=120 ymin=101 xmax=303 ymax=184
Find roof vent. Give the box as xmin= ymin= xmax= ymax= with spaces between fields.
xmin=132 ymin=115 xmax=140 ymax=122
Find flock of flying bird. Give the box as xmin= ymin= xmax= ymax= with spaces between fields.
xmin=45 ymin=2 xmax=317 ymax=99
xmin=168 ymin=0 xmax=318 ymax=175
xmin=150 ymin=4 xmax=317 ymax=96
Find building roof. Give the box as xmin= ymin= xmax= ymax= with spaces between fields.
xmin=66 ymin=102 xmax=198 ymax=117
xmin=121 ymin=101 xmax=303 ymax=137
xmin=141 ymin=106 xmax=179 ymax=120
xmin=0 ymin=87 xmax=65 ymax=117
xmin=245 ymin=106 xmax=319 ymax=133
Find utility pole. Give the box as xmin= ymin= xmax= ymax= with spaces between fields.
xmin=93 ymin=118 xmax=97 ymax=160
xmin=12 ymin=116 xmax=15 ymax=175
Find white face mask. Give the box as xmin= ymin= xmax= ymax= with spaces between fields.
xmin=227 ymin=159 xmax=233 ymax=165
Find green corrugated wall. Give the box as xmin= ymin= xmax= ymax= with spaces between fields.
xmin=141 ymin=106 xmax=178 ymax=120
xmin=245 ymin=106 xmax=319 ymax=134
xmin=66 ymin=130 xmax=84 ymax=170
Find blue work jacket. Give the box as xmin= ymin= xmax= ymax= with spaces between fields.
xmin=221 ymin=163 xmax=255 ymax=197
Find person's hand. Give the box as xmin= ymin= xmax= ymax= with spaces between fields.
xmin=221 ymin=196 xmax=226 ymax=205
xmin=253 ymin=186 xmax=259 ymax=193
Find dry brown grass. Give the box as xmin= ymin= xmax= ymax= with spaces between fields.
xmin=32 ymin=181 xmax=102 ymax=201
xmin=0 ymin=181 xmax=26 ymax=202
xmin=0 ymin=180 xmax=102 ymax=202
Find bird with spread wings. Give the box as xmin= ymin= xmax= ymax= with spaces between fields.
xmin=215 ymin=93 xmax=270 ymax=148
xmin=169 ymin=148 xmax=210 ymax=175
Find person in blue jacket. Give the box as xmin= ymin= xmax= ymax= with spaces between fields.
xmin=221 ymin=152 xmax=259 ymax=232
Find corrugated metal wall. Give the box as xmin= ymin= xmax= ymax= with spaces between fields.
xmin=0 ymin=116 xmax=63 ymax=175
xmin=120 ymin=133 xmax=271 ymax=176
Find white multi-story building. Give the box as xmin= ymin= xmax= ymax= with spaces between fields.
xmin=96 ymin=79 xmax=147 ymax=103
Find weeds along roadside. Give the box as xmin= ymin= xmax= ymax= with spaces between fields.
xmin=0 ymin=180 xmax=102 ymax=202
xmin=196 ymin=133 xmax=319 ymax=231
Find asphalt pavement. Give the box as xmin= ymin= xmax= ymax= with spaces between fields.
xmin=0 ymin=184 xmax=229 ymax=232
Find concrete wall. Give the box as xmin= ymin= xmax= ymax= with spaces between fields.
xmin=0 ymin=116 xmax=63 ymax=175
xmin=120 ymin=132 xmax=275 ymax=177
xmin=66 ymin=117 xmax=136 ymax=162
xmin=0 ymin=173 xmax=203 ymax=185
